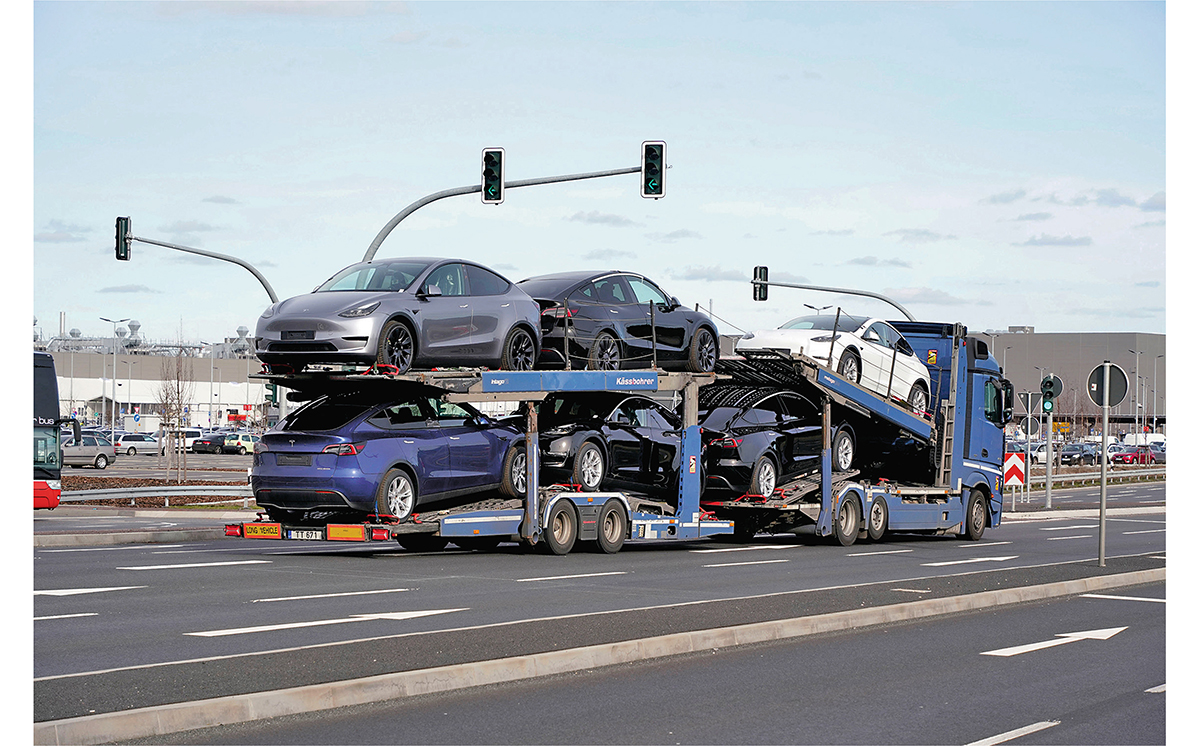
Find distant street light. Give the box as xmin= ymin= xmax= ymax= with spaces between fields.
xmin=100 ymin=316 xmax=130 ymax=434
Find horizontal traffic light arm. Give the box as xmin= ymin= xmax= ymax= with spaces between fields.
xmin=121 ymin=233 xmax=279 ymax=303
xmin=749 ymin=277 xmax=916 ymax=322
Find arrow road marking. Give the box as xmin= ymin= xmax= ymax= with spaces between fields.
xmin=966 ymin=720 xmax=1061 ymax=746
xmin=921 ymin=556 xmax=1017 ymax=567
xmin=186 ymin=608 xmax=467 ymax=637
xmin=982 ymin=626 xmax=1127 ymax=657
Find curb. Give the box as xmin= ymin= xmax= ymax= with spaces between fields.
xmin=33 ymin=529 xmax=233 ymax=548
xmin=33 ymin=567 xmax=1165 ymax=745
xmin=1002 ymin=505 xmax=1166 ymax=522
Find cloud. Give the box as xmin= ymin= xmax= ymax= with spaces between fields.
xmin=846 ymin=256 xmax=912 ymax=269
xmin=1018 ymin=234 xmax=1092 ymax=247
xmin=810 ymin=229 xmax=854 ymax=236
xmin=98 ymin=285 xmax=161 ymax=294
xmin=1134 ymin=219 xmax=1166 ymax=228
xmin=1014 ymin=212 xmax=1053 ymax=221
xmin=567 ymin=211 xmax=637 ymax=228
xmin=1093 ymin=188 xmax=1137 ymax=208
xmin=387 ymin=30 xmax=427 ymax=44
xmin=582 ymin=249 xmax=635 ymax=261
xmin=1135 ymin=281 xmax=1160 ymax=288
xmin=883 ymin=229 xmax=957 ymax=243
xmin=982 ymin=189 xmax=1026 ymax=205
xmin=1139 ymin=191 xmax=1166 ymax=212
xmin=883 ymin=287 xmax=986 ymax=306
xmin=772 ymin=271 xmax=808 ymax=284
xmin=663 ymin=266 xmax=747 ymax=282
xmin=159 ymin=220 xmax=218 ymax=233
xmin=34 ymin=220 xmax=91 ymax=242
xmin=202 ymin=195 xmax=239 ymax=205
xmin=646 ymin=229 xmax=702 ymax=243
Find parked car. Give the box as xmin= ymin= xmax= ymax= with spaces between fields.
xmin=698 ymin=385 xmax=855 ymax=496
xmin=1059 ymin=442 xmax=1098 ymax=466
xmin=255 ymin=257 xmax=541 ymax=374
xmin=159 ymin=427 xmax=205 ymax=454
xmin=112 ymin=432 xmax=158 ymax=456
xmin=62 ymin=434 xmax=118 ymax=470
xmin=1111 ymin=445 xmax=1159 ymax=465
xmin=532 ymin=391 xmax=685 ymax=500
xmin=515 ymin=270 xmax=719 ymax=372
xmin=735 ymin=314 xmax=932 ymax=415
xmin=251 ymin=391 xmax=526 ymax=524
xmin=221 ymin=433 xmax=261 ymax=455
xmin=190 ymin=433 xmax=227 ymax=454
xmin=1149 ymin=443 xmax=1166 ymax=464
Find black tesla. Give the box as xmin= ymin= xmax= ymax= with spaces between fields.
xmin=515 ymin=270 xmax=719 ymax=372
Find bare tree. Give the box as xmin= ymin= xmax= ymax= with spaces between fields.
xmin=156 ymin=332 xmax=195 ymax=482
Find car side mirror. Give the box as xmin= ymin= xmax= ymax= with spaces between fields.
xmin=419 ymin=285 xmax=443 ymax=298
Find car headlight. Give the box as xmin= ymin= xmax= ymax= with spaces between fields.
xmin=741 ymin=332 xmax=755 ymax=340
xmin=339 ymin=301 xmax=381 ymax=318
xmin=812 ymin=334 xmax=841 ymax=343
xmin=260 ymin=303 xmax=278 ymax=319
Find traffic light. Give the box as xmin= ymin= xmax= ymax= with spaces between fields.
xmin=481 ymin=148 xmax=504 ymax=204
xmin=265 ymin=382 xmax=277 ymax=405
xmin=641 ymin=140 xmax=665 ymax=198
xmin=1041 ymin=377 xmax=1055 ymax=414
xmin=753 ymin=266 xmax=769 ymax=301
xmin=115 ymin=216 xmax=131 ymax=261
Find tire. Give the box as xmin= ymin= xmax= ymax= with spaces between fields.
xmin=686 ymin=327 xmax=718 ymax=373
xmin=907 ymin=382 xmax=929 ymax=414
xmin=94 ymin=454 xmax=108 ymax=470
xmin=545 ymin=500 xmax=578 ymax=555
xmin=572 ymin=441 xmax=606 ymax=491
xmin=833 ymin=494 xmax=860 ymax=546
xmin=833 ymin=428 xmax=855 ymax=472
xmin=126 ymin=447 xmax=137 ymax=456
xmin=500 ymin=326 xmax=536 ymax=371
xmin=595 ymin=499 xmax=627 ymax=554
xmin=837 ymin=349 xmax=861 ymax=383
xmin=499 ymin=443 xmax=527 ymax=498
xmin=375 ymin=468 xmax=417 ymax=522
xmin=962 ymin=489 xmax=987 ymax=541
xmin=749 ymin=454 xmax=778 ymax=496
xmin=587 ymin=331 xmax=621 ymax=371
xmin=396 ymin=534 xmax=448 ymax=552
xmin=376 ymin=318 xmax=416 ymax=374
xmin=866 ymin=497 xmax=888 ymax=541
xmin=237 ymin=446 xmax=247 ymax=456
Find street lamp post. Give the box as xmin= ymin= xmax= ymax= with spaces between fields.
xmin=1153 ymin=354 xmax=1163 ymax=433
xmin=1128 ymin=349 xmax=1142 ymax=442
xmin=100 ymin=316 xmax=130 ymax=434
xmin=120 ymin=360 xmax=136 ymax=430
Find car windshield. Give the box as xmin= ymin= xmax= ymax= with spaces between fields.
xmin=281 ymin=396 xmax=377 ymax=431
xmin=779 ymin=314 xmax=868 ymax=331
xmin=316 ymin=260 xmax=432 ymax=293
xmin=538 ymin=395 xmax=613 ymax=426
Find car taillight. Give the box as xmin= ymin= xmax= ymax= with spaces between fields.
xmin=714 ymin=437 xmax=744 ymax=448
xmin=254 ymin=441 xmax=268 ymax=454
xmin=322 ymin=443 xmax=365 ymax=456
xmin=540 ymin=303 xmax=576 ymax=319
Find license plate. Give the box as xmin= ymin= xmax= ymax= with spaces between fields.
xmin=277 ymin=454 xmax=311 ymax=466
xmin=287 ymin=529 xmax=323 ymax=540
xmin=282 ymin=330 xmax=315 ymax=340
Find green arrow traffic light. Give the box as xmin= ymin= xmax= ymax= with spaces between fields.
xmin=115 ymin=216 xmax=131 ymax=261
xmin=641 ymin=141 xmax=664 ymax=198
xmin=481 ymin=148 xmax=505 ymax=205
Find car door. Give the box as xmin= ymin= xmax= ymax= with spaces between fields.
xmin=362 ymin=397 xmax=454 ymax=497
xmin=758 ymin=393 xmax=821 ymax=479
xmin=605 ymin=397 xmax=680 ymax=493
xmin=588 ymin=275 xmax=638 ymax=363
xmin=879 ymin=323 xmax=926 ymax=400
xmin=859 ymin=322 xmax=900 ymax=397
xmin=431 ymin=398 xmax=501 ymax=491
xmin=416 ymin=262 xmax=476 ymax=362
xmin=463 ymin=264 xmax=513 ymax=359
xmin=624 ymin=275 xmax=690 ymax=364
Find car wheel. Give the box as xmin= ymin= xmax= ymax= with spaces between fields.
xmin=595 ymin=499 xmax=627 ymax=554
xmin=499 ymin=443 xmax=527 ymax=498
xmin=237 ymin=446 xmax=247 ymax=456
xmin=126 ymin=447 xmax=137 ymax=456
xmin=833 ymin=428 xmax=855 ymax=472
xmin=907 ymin=382 xmax=929 ymax=414
xmin=749 ymin=454 xmax=777 ymax=496
xmin=686 ymin=327 xmax=717 ymax=373
xmin=500 ymin=327 xmax=536 ymax=371
xmin=587 ymin=331 xmax=621 ymax=371
xmin=545 ymin=500 xmax=578 ymax=555
xmin=376 ymin=318 xmax=416 ymax=374
xmin=94 ymin=454 xmax=108 ymax=470
xmin=837 ymin=349 xmax=861 ymax=383
xmin=375 ymin=468 xmax=416 ymax=522
xmin=572 ymin=441 xmax=606 ymax=491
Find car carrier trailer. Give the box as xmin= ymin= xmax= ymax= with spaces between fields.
xmin=226 ymin=321 xmax=1013 ymax=553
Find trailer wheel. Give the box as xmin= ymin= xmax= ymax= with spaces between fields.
xmin=595 ymin=499 xmax=627 ymax=554
xmin=572 ymin=441 xmax=606 ymax=491
xmin=376 ymin=468 xmax=416 ymax=522
xmin=866 ymin=496 xmax=888 ymax=541
xmin=397 ymin=534 xmax=448 ymax=552
xmin=499 ymin=443 xmax=526 ymax=498
xmin=545 ymin=500 xmax=578 ymax=555
xmin=962 ymin=489 xmax=987 ymax=541
xmin=833 ymin=495 xmax=860 ymax=546
xmin=749 ymin=454 xmax=777 ymax=496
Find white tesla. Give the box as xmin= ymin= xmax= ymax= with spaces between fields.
xmin=735 ymin=313 xmax=933 ymax=415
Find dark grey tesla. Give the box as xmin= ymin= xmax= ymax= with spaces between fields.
xmin=255 ymin=258 xmax=541 ymax=373
xmin=516 ymin=270 xmax=719 ymax=372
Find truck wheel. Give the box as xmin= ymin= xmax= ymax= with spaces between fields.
xmin=749 ymin=454 xmax=777 ymax=495
xmin=866 ymin=497 xmax=888 ymax=541
xmin=499 ymin=443 xmax=527 ymax=498
xmin=375 ymin=468 xmax=416 ymax=522
xmin=572 ymin=442 xmax=605 ymax=491
xmin=833 ymin=429 xmax=855 ymax=472
xmin=837 ymin=349 xmax=861 ymax=383
xmin=587 ymin=332 xmax=621 ymax=371
xmin=833 ymin=495 xmax=860 ymax=546
xmin=595 ymin=499 xmax=627 ymax=554
xmin=963 ymin=489 xmax=987 ymax=541
xmin=545 ymin=500 xmax=578 ymax=555
xmin=376 ymin=319 xmax=415 ymax=374
xmin=94 ymin=454 xmax=108 ymax=470
xmin=500 ymin=326 xmax=536 ymax=371
xmin=686 ymin=327 xmax=717 ymax=373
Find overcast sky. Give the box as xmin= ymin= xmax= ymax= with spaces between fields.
xmin=28 ymin=1 xmax=1169 ymax=348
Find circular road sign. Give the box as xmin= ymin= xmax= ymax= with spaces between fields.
xmin=1087 ymin=363 xmax=1129 ymax=408
xmin=1022 ymin=415 xmax=1041 ymax=438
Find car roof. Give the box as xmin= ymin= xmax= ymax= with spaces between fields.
xmin=516 ymin=270 xmax=655 ymax=297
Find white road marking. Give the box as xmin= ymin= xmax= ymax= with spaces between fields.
xmin=1146 ymin=683 xmax=1166 ymax=693
xmin=116 ymin=560 xmax=272 ymax=571
xmin=253 ymin=589 xmax=412 ymax=603
xmin=958 ymin=542 xmax=1012 ymax=548
xmin=982 ymin=627 xmax=1126 ymax=657
xmin=1039 ymin=525 xmax=1098 ymax=531
xmin=703 ymin=559 xmax=791 ymax=568
xmin=1080 ymin=593 xmax=1166 ymax=604
xmin=186 ymin=608 xmax=467 ymax=637
xmin=34 ymin=586 xmax=147 ymax=596
xmin=965 ymin=720 xmax=1060 ymax=745
xmin=846 ymin=549 xmax=913 ymax=557
xmin=890 ymin=588 xmax=932 ymax=594
xmin=690 ymin=545 xmax=799 ymax=554
xmin=1047 ymin=535 xmax=1093 ymax=541
xmin=514 ymin=571 xmax=628 ymax=583
xmin=1123 ymin=528 xmax=1166 ymax=535
xmin=922 ymin=556 xmax=1018 ymax=567
xmin=35 ymin=613 xmax=99 ymax=621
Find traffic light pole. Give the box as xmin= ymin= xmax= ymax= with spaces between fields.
xmin=125 ymin=234 xmax=280 ymax=304
xmin=750 ymin=277 xmax=915 ymax=321
xmin=362 ymin=166 xmax=641 ymax=263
